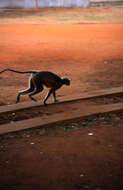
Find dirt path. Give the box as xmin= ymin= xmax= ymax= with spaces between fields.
xmin=0 ymin=114 xmax=123 ymax=190
xmin=0 ymin=23 xmax=123 ymax=105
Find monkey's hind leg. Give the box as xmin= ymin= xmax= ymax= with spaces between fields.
xmin=29 ymin=85 xmax=44 ymax=102
xmin=16 ymin=79 xmax=35 ymax=103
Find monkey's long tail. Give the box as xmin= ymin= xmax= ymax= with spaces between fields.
xmin=0 ymin=68 xmax=38 ymax=74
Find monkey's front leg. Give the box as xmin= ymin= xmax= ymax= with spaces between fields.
xmin=53 ymin=90 xmax=59 ymax=103
xmin=44 ymin=89 xmax=54 ymax=106
xmin=16 ymin=94 xmax=20 ymax=104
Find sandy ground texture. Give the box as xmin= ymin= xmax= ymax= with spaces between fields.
xmin=0 ymin=5 xmax=123 ymax=190
xmin=0 ymin=23 xmax=123 ymax=105
xmin=0 ymin=113 xmax=123 ymax=190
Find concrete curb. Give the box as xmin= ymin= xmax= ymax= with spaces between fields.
xmin=0 ymin=102 xmax=123 ymax=135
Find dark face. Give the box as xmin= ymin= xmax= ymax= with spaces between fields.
xmin=63 ymin=78 xmax=70 ymax=86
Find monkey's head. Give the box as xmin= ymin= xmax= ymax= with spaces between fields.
xmin=62 ymin=78 xmax=70 ymax=86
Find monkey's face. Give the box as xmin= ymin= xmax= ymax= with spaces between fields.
xmin=62 ymin=78 xmax=70 ymax=86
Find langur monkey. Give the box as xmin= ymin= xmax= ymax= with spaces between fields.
xmin=0 ymin=68 xmax=70 ymax=105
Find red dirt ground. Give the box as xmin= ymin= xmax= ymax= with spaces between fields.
xmin=0 ymin=115 xmax=123 ymax=190
xmin=0 ymin=6 xmax=123 ymax=190
xmin=0 ymin=23 xmax=123 ymax=105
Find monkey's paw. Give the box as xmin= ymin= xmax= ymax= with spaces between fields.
xmin=55 ymin=99 xmax=59 ymax=103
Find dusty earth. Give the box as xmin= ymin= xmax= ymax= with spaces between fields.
xmin=0 ymin=5 xmax=123 ymax=190
xmin=0 ymin=114 xmax=123 ymax=190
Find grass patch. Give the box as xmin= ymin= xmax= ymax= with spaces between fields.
xmin=84 ymin=16 xmax=106 ymax=21
xmin=56 ymin=17 xmax=79 ymax=21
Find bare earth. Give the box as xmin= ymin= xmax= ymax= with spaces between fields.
xmin=0 ymin=5 xmax=123 ymax=190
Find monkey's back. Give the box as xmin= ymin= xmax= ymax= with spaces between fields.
xmin=32 ymin=71 xmax=62 ymax=88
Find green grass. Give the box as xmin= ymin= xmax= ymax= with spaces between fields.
xmin=56 ymin=17 xmax=80 ymax=21
xmin=56 ymin=16 xmax=107 ymax=22
xmin=84 ymin=16 xmax=106 ymax=21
